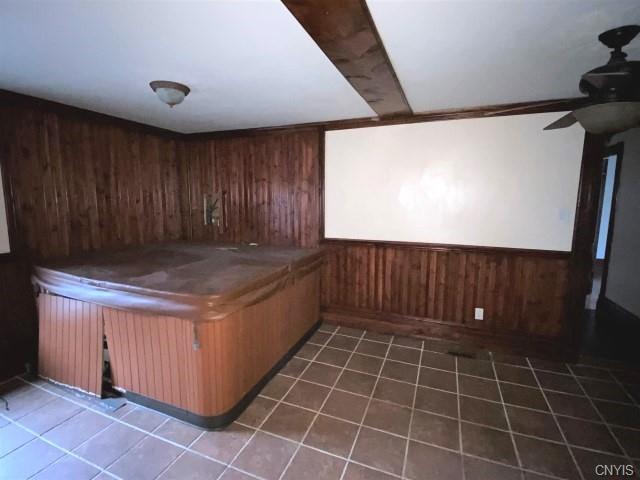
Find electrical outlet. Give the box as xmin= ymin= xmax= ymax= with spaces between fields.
xmin=474 ymin=307 xmax=484 ymax=321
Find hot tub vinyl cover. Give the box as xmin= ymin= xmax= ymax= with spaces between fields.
xmin=33 ymin=242 xmax=324 ymax=322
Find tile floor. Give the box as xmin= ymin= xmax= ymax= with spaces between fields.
xmin=1 ymin=323 xmax=639 ymax=480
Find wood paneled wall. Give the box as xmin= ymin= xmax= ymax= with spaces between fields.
xmin=179 ymin=129 xmax=321 ymax=247
xmin=321 ymin=240 xmax=571 ymax=351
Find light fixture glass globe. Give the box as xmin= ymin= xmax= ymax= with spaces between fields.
xmin=573 ymin=102 xmax=640 ymax=134
xmin=155 ymin=87 xmax=186 ymax=107
xmin=149 ymin=81 xmax=190 ymax=108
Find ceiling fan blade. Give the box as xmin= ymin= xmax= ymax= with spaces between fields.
xmin=543 ymin=112 xmax=578 ymax=130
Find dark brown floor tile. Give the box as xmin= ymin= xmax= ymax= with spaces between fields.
xmin=623 ymin=383 xmax=640 ymax=403
xmin=495 ymin=364 xmax=537 ymax=387
xmin=296 ymin=342 xmax=321 ymax=360
xmin=463 ymin=456 xmax=521 ymax=480
xmin=337 ymin=370 xmax=377 ymax=396
xmin=304 ymin=415 xmax=359 ymax=457
xmin=316 ymin=346 xmax=351 ymax=367
xmin=0 ymin=438 xmax=64 ymax=479
xmin=351 ymin=427 xmax=407 ymax=476
xmin=530 ymin=358 xmax=570 ymax=374
xmin=158 ymin=451 xmax=225 ymax=480
xmin=309 ymin=331 xmax=331 ymax=345
xmin=424 ymin=338 xmax=454 ymax=354
xmin=322 ymin=390 xmax=368 ymax=423
xmin=457 ymin=358 xmax=495 ymax=379
xmin=346 ymin=353 xmax=384 ymax=375
xmin=373 ymin=377 xmax=415 ymax=407
xmin=572 ymin=447 xmax=630 ymax=480
xmin=107 ymin=436 xmax=182 ymax=480
xmin=233 ymin=431 xmax=297 ymax=480
xmin=382 ymin=360 xmax=418 ymax=383
xmin=284 ymin=380 xmax=330 ymax=410
xmin=363 ymin=399 xmax=412 ymax=436
xmin=492 ymin=353 xmax=528 ymax=367
xmin=507 ymin=405 xmax=562 ymax=441
xmin=393 ymin=336 xmax=423 ymax=349
xmin=318 ymin=322 xmax=338 ymax=333
xmin=43 ymin=409 xmax=113 ymax=450
xmin=405 ymin=441 xmax=463 ymax=480
xmin=301 ymin=362 xmax=342 ymax=386
xmin=73 ymin=422 xmax=146 ymax=468
xmin=557 ymin=416 xmax=621 ymax=454
xmin=191 ymin=423 xmax=253 ymax=463
xmin=571 ymin=365 xmax=613 ymax=381
xmin=459 ymin=375 xmax=501 ymax=401
xmin=419 ymin=367 xmax=457 ymax=392
xmin=611 ymin=369 xmax=640 ymax=386
xmin=32 ymin=455 xmax=100 ymax=480
xmin=579 ymin=378 xmax=633 ymax=403
xmin=411 ymin=409 xmax=459 ymax=450
xmin=537 ymin=371 xmax=582 ymax=395
xmin=337 ymin=326 xmax=365 ymax=338
xmin=121 ymin=407 xmax=167 ymax=432
xmin=261 ymin=375 xmax=295 ymax=400
xmin=261 ymin=404 xmax=315 ymax=442
xmin=237 ymin=396 xmax=277 ymax=428
xmin=546 ymin=391 xmax=600 ymax=420
xmin=282 ymin=446 xmax=345 ymax=480
xmin=280 ymin=358 xmax=309 ymax=378
xmin=343 ymin=462 xmax=396 ymax=480
xmin=595 ymin=400 xmax=640 ymax=428
xmin=364 ymin=331 xmax=392 ymax=343
xmin=421 ymin=351 xmax=456 ymax=371
xmin=414 ymin=386 xmax=459 ymax=417
xmin=460 ymin=396 xmax=507 ymax=429
xmin=154 ymin=418 xmax=204 ymax=446
xmin=3 ymin=388 xmax=57 ymax=420
xmin=611 ymin=426 xmax=640 ymax=458
xmin=329 ymin=335 xmax=359 ymax=351
xmin=0 ymin=423 xmax=35 ymax=457
xmin=500 ymin=383 xmax=549 ymax=411
xmin=218 ymin=468 xmax=257 ymax=480
xmin=461 ymin=423 xmax=517 ymax=466
xmin=515 ymin=435 xmax=580 ymax=480
xmin=17 ymin=397 xmax=83 ymax=434
xmin=388 ymin=345 xmax=421 ymax=364
xmin=356 ymin=340 xmax=389 ymax=357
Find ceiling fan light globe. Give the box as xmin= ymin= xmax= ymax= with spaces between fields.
xmin=573 ymin=101 xmax=640 ymax=134
xmin=155 ymin=87 xmax=186 ymax=107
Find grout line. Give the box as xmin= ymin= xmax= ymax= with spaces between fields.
xmin=455 ymin=356 xmax=467 ymax=480
xmin=527 ymin=359 xmax=585 ymax=480
xmin=278 ymin=328 xmax=368 ymax=480
xmin=0 ymin=411 xmax=122 ymax=480
xmin=215 ymin=326 xmax=340 ymax=480
xmin=152 ymin=428 xmax=207 ymax=480
xmin=401 ymin=339 xmax=424 ymax=479
xmin=566 ymin=364 xmax=636 ymax=471
xmin=338 ymin=334 xmax=395 ymax=480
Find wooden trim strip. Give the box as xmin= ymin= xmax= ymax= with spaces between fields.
xmin=321 ymin=238 xmax=571 ymax=259
xmin=282 ymin=0 xmax=411 ymax=117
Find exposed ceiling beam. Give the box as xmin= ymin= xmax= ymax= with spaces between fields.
xmin=282 ymin=0 xmax=412 ymax=117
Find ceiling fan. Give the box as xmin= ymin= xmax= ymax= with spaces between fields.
xmin=543 ymin=24 xmax=640 ymax=134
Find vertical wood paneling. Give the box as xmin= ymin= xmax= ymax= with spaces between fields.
xmin=180 ymin=129 xmax=321 ymax=247
xmin=37 ymin=294 xmax=103 ymax=395
xmin=321 ymin=241 xmax=571 ymax=340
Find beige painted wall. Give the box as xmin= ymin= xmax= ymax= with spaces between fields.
xmin=0 ymin=166 xmax=10 ymax=253
xmin=605 ymin=127 xmax=640 ymax=317
xmin=325 ymin=112 xmax=584 ymax=251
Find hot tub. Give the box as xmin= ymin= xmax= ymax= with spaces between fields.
xmin=33 ymin=242 xmax=323 ymax=428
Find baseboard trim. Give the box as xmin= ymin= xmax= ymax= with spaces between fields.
xmin=597 ymin=297 xmax=640 ymax=325
xmin=322 ymin=306 xmax=574 ymax=360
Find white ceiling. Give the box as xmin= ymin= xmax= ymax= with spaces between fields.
xmin=0 ymin=0 xmax=374 ymax=133
xmin=1 ymin=1 xmax=639 ymax=132
xmin=367 ymin=0 xmax=640 ymax=112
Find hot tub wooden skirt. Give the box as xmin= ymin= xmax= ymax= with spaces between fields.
xmin=37 ymin=270 xmax=320 ymax=428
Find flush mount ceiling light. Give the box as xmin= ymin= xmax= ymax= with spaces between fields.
xmin=149 ymin=80 xmax=190 ymax=108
